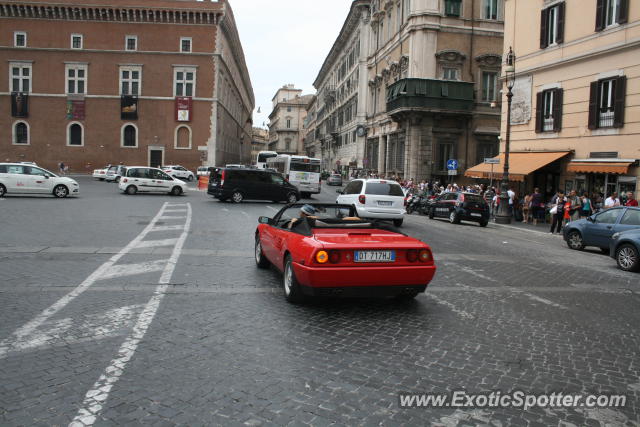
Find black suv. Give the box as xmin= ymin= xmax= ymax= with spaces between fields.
xmin=207 ymin=168 xmax=300 ymax=204
xmin=427 ymin=192 xmax=490 ymax=227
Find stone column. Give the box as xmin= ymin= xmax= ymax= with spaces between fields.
xmin=377 ymin=135 xmax=386 ymax=176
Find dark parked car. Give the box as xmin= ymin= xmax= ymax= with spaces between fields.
xmin=326 ymin=174 xmax=343 ymax=186
xmin=427 ymin=192 xmax=490 ymax=227
xmin=609 ymin=228 xmax=640 ymax=272
xmin=563 ymin=206 xmax=640 ymax=253
xmin=207 ymin=167 xmax=300 ymax=204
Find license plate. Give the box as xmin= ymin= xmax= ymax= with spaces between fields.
xmin=355 ymin=250 xmax=395 ymax=263
xmin=471 ymin=213 xmax=482 ymax=217
xmin=378 ymin=201 xmax=392 ymax=206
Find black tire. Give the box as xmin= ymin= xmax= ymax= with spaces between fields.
xmin=99 ymin=178 xmax=105 ymax=181
xmin=126 ymin=185 xmax=137 ymax=195
xmin=449 ymin=210 xmax=460 ymax=224
xmin=0 ymin=184 xmax=6 ymax=197
xmin=231 ymin=191 xmax=244 ymax=203
xmin=283 ymin=255 xmax=305 ymax=303
xmin=53 ymin=185 xmax=69 ymax=198
xmin=428 ymin=208 xmax=434 ymax=220
xmin=393 ymin=218 xmax=404 ymax=227
xmin=395 ymin=291 xmax=419 ymax=300
xmin=255 ymin=235 xmax=270 ymax=269
xmin=170 ymin=186 xmax=183 ymax=196
xmin=187 ymin=175 xmax=194 ymax=182
xmin=406 ymin=206 xmax=414 ymax=215
xmin=479 ymin=220 xmax=488 ymax=227
xmin=615 ymin=243 xmax=640 ymax=272
xmin=566 ymin=230 xmax=585 ymax=250
xmin=287 ymin=193 xmax=298 ymax=204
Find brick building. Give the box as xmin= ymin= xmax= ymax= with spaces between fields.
xmin=1 ymin=0 xmax=254 ymax=173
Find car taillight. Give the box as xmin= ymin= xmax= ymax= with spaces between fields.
xmin=406 ymin=249 xmax=418 ymax=263
xmin=328 ymin=251 xmax=341 ymax=264
xmin=220 ymin=170 xmax=226 ymax=186
xmin=358 ymin=195 xmax=366 ymax=204
xmin=316 ymin=250 xmax=329 ymax=264
xmin=418 ymin=249 xmax=432 ymax=263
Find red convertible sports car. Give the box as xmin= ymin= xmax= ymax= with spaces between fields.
xmin=255 ymin=203 xmax=437 ymax=303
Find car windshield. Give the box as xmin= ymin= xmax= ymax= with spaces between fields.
xmin=365 ymin=182 xmax=404 ymax=196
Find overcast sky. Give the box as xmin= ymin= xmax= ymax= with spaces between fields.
xmin=230 ymin=0 xmax=354 ymax=129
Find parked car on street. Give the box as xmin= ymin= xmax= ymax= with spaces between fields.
xmin=336 ymin=179 xmax=406 ymax=227
xmin=0 ymin=163 xmax=79 ymax=198
xmin=563 ymin=206 xmax=640 ymax=252
xmin=207 ymin=167 xmax=300 ymax=203
xmin=255 ymin=203 xmax=436 ymax=303
xmin=92 ymin=165 xmax=111 ymax=180
xmin=609 ymin=228 xmax=640 ymax=272
xmin=197 ymin=166 xmax=216 ymax=177
xmin=427 ymin=192 xmax=490 ymax=227
xmin=105 ymin=165 xmax=127 ymax=183
xmin=119 ymin=167 xmax=187 ymax=196
xmin=161 ymin=165 xmax=195 ymax=181
xmin=326 ymin=174 xmax=343 ymax=186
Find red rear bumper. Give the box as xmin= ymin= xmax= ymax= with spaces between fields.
xmin=293 ymin=263 xmax=436 ymax=288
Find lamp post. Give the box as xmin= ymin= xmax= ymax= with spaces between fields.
xmin=495 ymin=47 xmax=516 ymax=225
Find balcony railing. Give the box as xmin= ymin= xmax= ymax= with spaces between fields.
xmin=598 ymin=109 xmax=614 ymax=128
xmin=386 ymin=78 xmax=474 ymax=115
xmin=543 ymin=116 xmax=554 ymax=132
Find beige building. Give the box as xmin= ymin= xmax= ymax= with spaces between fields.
xmin=250 ymin=126 xmax=269 ymax=165
xmin=267 ymin=85 xmax=312 ymax=155
xmin=466 ymin=0 xmax=638 ymax=200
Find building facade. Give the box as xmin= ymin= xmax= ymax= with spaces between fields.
xmin=467 ymin=0 xmax=638 ymax=200
xmin=267 ymin=85 xmax=312 ymax=155
xmin=250 ymin=126 xmax=269 ymax=165
xmin=1 ymin=0 xmax=254 ymax=173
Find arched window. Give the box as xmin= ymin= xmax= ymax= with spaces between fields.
xmin=67 ymin=122 xmax=83 ymax=146
xmin=174 ymin=125 xmax=191 ymax=149
xmin=13 ymin=121 xmax=29 ymax=145
xmin=122 ymin=124 xmax=137 ymax=147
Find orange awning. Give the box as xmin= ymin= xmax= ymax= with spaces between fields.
xmin=566 ymin=162 xmax=632 ymax=174
xmin=465 ymin=151 xmax=571 ymax=182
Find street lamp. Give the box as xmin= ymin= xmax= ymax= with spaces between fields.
xmin=495 ymin=47 xmax=516 ymax=224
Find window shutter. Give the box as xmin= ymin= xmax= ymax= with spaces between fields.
xmin=618 ymin=0 xmax=629 ymax=24
xmin=613 ymin=76 xmax=626 ymax=128
xmin=540 ymin=8 xmax=548 ymax=49
xmin=556 ymin=2 xmax=565 ymax=44
xmin=535 ymin=91 xmax=544 ymax=133
xmin=587 ymin=81 xmax=599 ymax=130
xmin=553 ymin=88 xmax=563 ymax=132
xmin=595 ymin=0 xmax=605 ymax=31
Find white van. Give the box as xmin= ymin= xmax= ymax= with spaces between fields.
xmin=0 ymin=163 xmax=79 ymax=198
xmin=118 ymin=166 xmax=187 ymax=196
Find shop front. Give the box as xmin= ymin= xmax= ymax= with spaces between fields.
xmin=566 ymin=160 xmax=638 ymax=200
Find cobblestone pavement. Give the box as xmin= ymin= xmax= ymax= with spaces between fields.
xmin=1 ymin=177 xmax=639 ymax=426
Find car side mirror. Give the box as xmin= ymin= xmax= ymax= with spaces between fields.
xmin=45 ymin=175 xmax=49 ymax=179
xmin=336 ymin=190 xmax=343 ymax=194
xmin=587 ymin=215 xmax=595 ymax=223
xmin=258 ymin=216 xmax=272 ymax=224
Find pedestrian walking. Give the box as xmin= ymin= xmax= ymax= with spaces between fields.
xmin=568 ymin=190 xmax=582 ymax=221
xmin=549 ymin=190 xmax=566 ymax=234
xmin=59 ymin=162 xmax=65 ymax=175
xmin=523 ymin=192 xmax=532 ymax=223
xmin=604 ymin=192 xmax=620 ymax=209
xmin=530 ymin=188 xmax=544 ymax=225
xmin=580 ymin=192 xmax=593 ymax=217
xmin=625 ymin=191 xmax=638 ymax=207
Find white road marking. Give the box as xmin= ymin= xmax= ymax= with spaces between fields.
xmin=0 ymin=203 xmax=172 ymax=359
xmin=458 ymin=266 xmax=498 ymax=283
xmin=149 ymin=224 xmax=185 ymax=232
xmin=267 ymin=206 xmax=278 ymax=212
xmin=98 ymin=260 xmax=167 ymax=281
xmin=158 ymin=215 xmax=186 ymax=220
xmin=429 ymin=294 xmax=475 ymax=320
xmin=241 ymin=211 xmax=249 ymax=218
xmin=222 ymin=208 xmax=229 ymax=212
xmin=71 ymin=203 xmax=192 ymax=427
xmin=517 ymin=292 xmax=567 ymax=309
xmin=134 ymin=238 xmax=179 ymax=248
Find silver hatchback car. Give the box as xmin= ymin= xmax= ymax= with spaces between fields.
xmin=326 ymin=174 xmax=343 ymax=186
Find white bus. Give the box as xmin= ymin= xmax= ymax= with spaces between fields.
xmin=256 ymin=151 xmax=278 ymax=169
xmin=267 ymin=154 xmax=321 ymax=197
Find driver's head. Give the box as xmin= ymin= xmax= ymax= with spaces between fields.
xmin=300 ymin=204 xmax=316 ymax=217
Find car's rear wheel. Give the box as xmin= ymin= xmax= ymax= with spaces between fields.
xmin=170 ymin=186 xmax=183 ymax=196
xmin=287 ymin=193 xmax=298 ymax=204
xmin=393 ymin=218 xmax=403 ymax=227
xmin=566 ymin=230 xmax=585 ymax=250
xmin=255 ymin=236 xmax=270 ymax=269
xmin=283 ymin=255 xmax=305 ymax=303
xmin=53 ymin=185 xmax=69 ymax=198
xmin=479 ymin=220 xmax=488 ymax=227
xmin=0 ymin=184 xmax=6 ymax=197
xmin=187 ymin=175 xmax=194 ymax=182
xmin=449 ymin=210 xmax=460 ymax=224
xmin=616 ymin=244 xmax=639 ymax=272
xmin=126 ymin=185 xmax=137 ymax=195
xmin=231 ymin=191 xmax=244 ymax=203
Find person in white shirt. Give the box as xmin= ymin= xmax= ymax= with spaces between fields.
xmin=604 ymin=192 xmax=620 ymax=209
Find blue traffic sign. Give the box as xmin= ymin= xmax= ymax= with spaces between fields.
xmin=446 ymin=159 xmax=458 ymax=170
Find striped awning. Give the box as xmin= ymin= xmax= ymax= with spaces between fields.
xmin=566 ymin=162 xmax=633 ymax=174
xmin=465 ymin=151 xmax=571 ymax=182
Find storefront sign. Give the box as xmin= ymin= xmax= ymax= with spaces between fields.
xmin=121 ymin=95 xmax=138 ymax=120
xmin=66 ymin=99 xmax=85 ymax=120
xmin=11 ymin=92 xmax=29 ymax=118
xmin=175 ymin=97 xmax=192 ymax=122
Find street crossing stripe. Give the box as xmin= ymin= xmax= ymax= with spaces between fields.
xmin=134 ymin=238 xmax=179 ymax=248
xmin=71 ymin=203 xmax=192 ymax=427
xmin=97 ymin=260 xmax=167 ymax=281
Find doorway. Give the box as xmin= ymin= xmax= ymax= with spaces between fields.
xmin=149 ymin=148 xmax=164 ymax=168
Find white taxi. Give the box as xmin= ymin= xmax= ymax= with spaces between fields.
xmin=92 ymin=165 xmax=111 ymax=180
xmin=161 ymin=165 xmax=195 ymax=181
xmin=0 ymin=163 xmax=79 ymax=198
xmin=118 ymin=166 xmax=187 ymax=196
xmin=336 ymin=178 xmax=406 ymax=227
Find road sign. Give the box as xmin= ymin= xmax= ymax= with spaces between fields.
xmin=448 ymin=169 xmax=457 ymax=176
xmin=484 ymin=158 xmax=500 ymax=164
xmin=446 ymin=159 xmax=458 ymax=170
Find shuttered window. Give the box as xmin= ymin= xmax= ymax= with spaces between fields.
xmin=595 ymin=0 xmax=628 ymax=31
xmin=540 ymin=2 xmax=565 ymax=49
xmin=535 ymin=88 xmax=563 ymax=133
xmin=588 ymin=76 xmax=626 ymax=129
